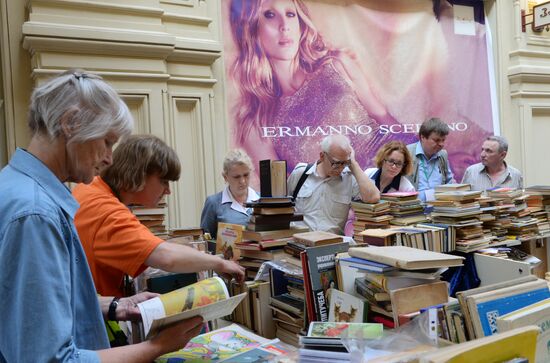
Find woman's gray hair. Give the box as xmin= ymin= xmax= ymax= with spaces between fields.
xmin=28 ymin=69 xmax=133 ymax=143
xmin=222 ymin=149 xmax=253 ymax=175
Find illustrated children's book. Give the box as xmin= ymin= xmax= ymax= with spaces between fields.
xmin=300 ymin=322 xmax=384 ymax=348
xmin=137 ymin=277 xmax=246 ymax=338
xmin=328 ymin=288 xmax=368 ymax=323
xmin=216 ymin=223 xmax=244 ymax=260
xmin=155 ymin=324 xmax=271 ymax=363
xmin=221 ymin=339 xmax=291 ymax=363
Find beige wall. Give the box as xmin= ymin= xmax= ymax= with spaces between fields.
xmin=1 ymin=0 xmax=550 ymax=228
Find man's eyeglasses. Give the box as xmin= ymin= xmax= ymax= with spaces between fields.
xmin=324 ymin=152 xmax=351 ymax=169
xmin=384 ymin=159 xmax=404 ymax=168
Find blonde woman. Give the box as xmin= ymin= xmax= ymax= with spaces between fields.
xmin=229 ymin=0 xmax=400 ymax=171
xmin=200 ymin=149 xmax=260 ymax=239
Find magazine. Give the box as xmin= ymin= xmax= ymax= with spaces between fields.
xmin=137 ymin=276 xmax=246 ymax=338
xmin=155 ymin=324 xmax=273 ymax=363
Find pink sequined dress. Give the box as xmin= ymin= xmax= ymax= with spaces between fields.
xmin=268 ymin=64 xmax=407 ymax=171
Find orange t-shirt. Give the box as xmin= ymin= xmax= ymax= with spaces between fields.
xmin=73 ymin=176 xmax=163 ymax=297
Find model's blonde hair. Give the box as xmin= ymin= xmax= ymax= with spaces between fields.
xmin=373 ymin=141 xmax=413 ymax=175
xmin=229 ymin=0 xmax=333 ymax=144
xmin=102 ymin=135 xmax=180 ymax=194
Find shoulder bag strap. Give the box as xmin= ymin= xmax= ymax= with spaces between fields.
xmin=292 ymin=163 xmax=314 ymax=201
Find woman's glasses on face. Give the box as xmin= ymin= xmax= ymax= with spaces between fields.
xmin=384 ymin=159 xmax=404 ymax=168
xmin=324 ymin=152 xmax=351 ymax=169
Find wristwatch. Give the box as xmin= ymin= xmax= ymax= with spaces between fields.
xmin=108 ymin=297 xmax=120 ymax=321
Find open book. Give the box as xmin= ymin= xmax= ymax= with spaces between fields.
xmin=137 ymin=276 xmax=246 ymax=338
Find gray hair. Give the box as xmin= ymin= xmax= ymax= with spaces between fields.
xmin=320 ymin=135 xmax=351 ymax=153
xmin=28 ymin=69 xmax=133 ymax=144
xmin=486 ymin=135 xmax=508 ymax=153
xmin=419 ymin=117 xmax=449 ymax=138
xmin=223 ymin=149 xmax=253 ymax=175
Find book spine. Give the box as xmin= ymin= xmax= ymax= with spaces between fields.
xmin=300 ymin=251 xmax=315 ymax=324
xmin=259 ymin=160 xmax=272 ymax=197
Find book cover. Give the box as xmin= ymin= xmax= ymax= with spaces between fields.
xmin=155 ymin=324 xmax=271 ymax=363
xmin=216 ymin=222 xmax=243 ymax=260
xmin=497 ymin=298 xmax=550 ymax=363
xmin=468 ymin=281 xmax=550 ymax=337
xmin=306 ymin=242 xmax=350 ymax=322
xmin=420 ymin=326 xmax=540 ymax=363
xmin=293 ymin=230 xmax=343 ymax=247
xmin=137 ymin=277 xmax=246 ymax=338
xmin=306 ymin=322 xmax=383 ymax=339
xmin=348 ymin=245 xmax=464 ymax=270
xmin=328 ymin=288 xmax=368 ymax=323
xmin=339 ymin=256 xmax=396 ymax=273
xmin=259 ymin=160 xmax=287 ymax=197
xmin=456 ymin=275 xmax=538 ymax=341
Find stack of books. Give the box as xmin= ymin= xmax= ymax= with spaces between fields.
xmin=299 ymin=322 xmax=383 ymax=352
xmin=525 ymin=193 xmax=550 ymax=236
xmin=381 ymin=192 xmax=428 ymax=226
xmin=245 ymin=197 xmax=298 ymax=230
xmin=350 ymin=200 xmax=393 ymax=241
xmin=130 ymin=202 xmax=168 ymax=238
xmin=430 ymin=190 xmax=491 ymax=252
xmin=237 ymin=227 xmax=306 ymax=279
xmin=341 ymin=246 xmax=463 ymax=328
xmin=235 ymin=197 xmax=306 ymax=279
xmin=477 ymin=195 xmax=513 ymax=242
xmin=168 ymin=227 xmax=203 ymax=242
xmin=486 ymin=188 xmax=540 ymax=241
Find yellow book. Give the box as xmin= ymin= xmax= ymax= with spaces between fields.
xmin=419 ymin=325 xmax=540 ymax=363
xmin=216 ymin=222 xmax=244 ymax=260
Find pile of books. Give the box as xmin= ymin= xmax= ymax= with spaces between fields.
xmin=236 ymin=197 xmax=305 ymax=279
xmin=381 ymin=192 xmax=428 ymax=226
xmin=269 ymin=237 xmax=348 ymax=346
xmin=487 ymin=188 xmax=539 ymax=240
xmin=430 ymin=190 xmax=491 ymax=252
xmin=299 ymin=322 xmax=383 ymax=352
xmin=336 ymin=246 xmax=463 ymax=328
xmin=350 ymin=200 xmax=392 ymax=241
xmin=525 ymin=186 xmax=550 ymax=236
xmin=131 ymin=202 xmax=168 ymax=238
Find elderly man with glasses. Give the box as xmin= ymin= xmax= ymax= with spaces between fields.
xmin=287 ymin=135 xmax=379 ymax=235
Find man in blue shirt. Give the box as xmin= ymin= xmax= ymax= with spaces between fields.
xmin=0 ymin=70 xmax=203 ymax=363
xmin=406 ymin=118 xmax=455 ymax=201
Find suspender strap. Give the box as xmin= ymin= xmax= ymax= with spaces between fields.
xmin=292 ymin=163 xmax=314 ymax=201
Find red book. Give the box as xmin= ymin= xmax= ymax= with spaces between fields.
xmin=300 ymin=250 xmax=315 ymax=324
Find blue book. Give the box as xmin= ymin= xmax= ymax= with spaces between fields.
xmin=474 ymin=286 xmax=550 ymax=336
xmin=339 ymin=257 xmax=396 ymax=273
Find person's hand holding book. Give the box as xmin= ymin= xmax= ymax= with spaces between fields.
xmin=117 ymin=291 xmax=160 ymax=321
xmin=148 ymin=316 xmax=204 ymax=354
xmin=215 ymin=259 xmax=246 ymax=284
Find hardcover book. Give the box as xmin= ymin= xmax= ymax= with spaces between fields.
xmin=328 ymin=288 xmax=368 ymax=323
xmin=306 ymin=242 xmax=350 ymax=322
xmin=348 ymin=246 xmax=464 ymax=270
xmin=497 ymin=298 xmax=550 ymax=363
